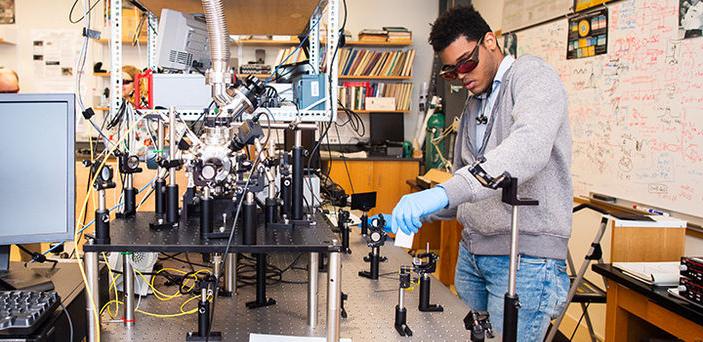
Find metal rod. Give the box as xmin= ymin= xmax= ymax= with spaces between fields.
xmin=225 ymin=253 xmax=236 ymax=295
xmin=213 ymin=253 xmax=222 ymax=281
xmin=326 ymin=240 xmax=341 ymax=342
xmin=308 ymin=252 xmax=319 ymax=328
xmin=98 ymin=190 xmax=106 ymax=212
xmin=157 ymin=118 xmax=165 ymax=176
xmin=84 ymin=240 xmax=99 ymax=342
xmin=125 ymin=173 xmax=133 ymax=189
xmin=168 ymin=106 xmax=177 ymax=185
xmin=508 ymin=205 xmax=519 ymax=296
xmin=123 ymin=253 xmax=135 ymax=327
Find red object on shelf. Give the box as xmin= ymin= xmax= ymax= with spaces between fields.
xmin=134 ymin=68 xmax=154 ymax=109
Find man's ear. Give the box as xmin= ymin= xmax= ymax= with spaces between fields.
xmin=483 ymin=32 xmax=499 ymax=52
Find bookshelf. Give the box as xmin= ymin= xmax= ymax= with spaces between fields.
xmin=344 ymin=40 xmax=412 ymax=47
xmin=339 ymin=75 xmax=411 ymax=80
xmin=337 ymin=38 xmax=414 ymax=112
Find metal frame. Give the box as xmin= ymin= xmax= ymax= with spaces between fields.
xmin=109 ymin=0 xmax=123 ymax=119
xmin=97 ymin=1 xmax=343 ymax=341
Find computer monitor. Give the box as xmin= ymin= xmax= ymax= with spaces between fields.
xmin=156 ymin=8 xmax=211 ymax=73
xmin=0 ymin=94 xmax=75 ymax=288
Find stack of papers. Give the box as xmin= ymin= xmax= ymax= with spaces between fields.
xmin=613 ymin=262 xmax=680 ymax=286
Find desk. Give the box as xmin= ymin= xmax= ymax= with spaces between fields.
xmin=1 ymin=262 xmax=89 ymax=341
xmin=100 ymin=231 xmax=471 ymax=341
xmin=592 ymin=264 xmax=703 ymax=341
xmin=83 ymin=212 xmax=343 ymax=341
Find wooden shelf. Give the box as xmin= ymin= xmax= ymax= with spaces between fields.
xmin=0 ymin=38 xmax=15 ymax=45
xmin=233 ymin=39 xmax=300 ymax=46
xmin=344 ymin=40 xmax=412 ymax=47
xmin=339 ymin=75 xmax=412 ymax=80
xmin=137 ymin=0 xmax=318 ymax=35
xmin=94 ymin=72 xmax=110 ymax=77
xmin=97 ymin=37 xmax=148 ymax=45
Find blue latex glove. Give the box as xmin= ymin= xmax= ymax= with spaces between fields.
xmin=391 ymin=187 xmax=449 ymax=235
xmin=368 ymin=214 xmax=394 ymax=233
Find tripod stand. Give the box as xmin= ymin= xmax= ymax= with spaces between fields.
xmin=468 ymin=157 xmax=538 ymax=341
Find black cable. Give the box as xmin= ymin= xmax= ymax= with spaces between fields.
xmin=207 ymin=156 xmax=262 ymax=340
xmin=58 ymin=302 xmax=73 ymax=342
xmin=159 ymin=253 xmax=210 ymax=268
xmin=68 ymin=0 xmax=101 ymax=24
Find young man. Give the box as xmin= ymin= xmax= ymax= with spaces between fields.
xmin=380 ymin=6 xmax=572 ymax=340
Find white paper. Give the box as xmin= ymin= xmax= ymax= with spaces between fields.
xmin=394 ymin=230 xmax=414 ymax=249
xmin=250 ymin=334 xmax=352 ymax=342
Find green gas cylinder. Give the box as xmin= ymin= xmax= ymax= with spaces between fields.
xmin=424 ymin=111 xmax=446 ymax=169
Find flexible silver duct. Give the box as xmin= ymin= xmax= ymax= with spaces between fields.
xmin=201 ymin=0 xmax=234 ymax=107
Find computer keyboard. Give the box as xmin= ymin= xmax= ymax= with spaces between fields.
xmin=0 ymin=290 xmax=60 ymax=336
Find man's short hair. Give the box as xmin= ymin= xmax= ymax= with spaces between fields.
xmin=428 ymin=5 xmax=492 ymax=52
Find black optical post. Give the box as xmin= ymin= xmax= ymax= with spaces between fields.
xmin=290 ymin=127 xmax=304 ymax=221
xmin=413 ymin=251 xmax=443 ymax=312
xmin=243 ymin=192 xmax=275 ymax=309
xmin=358 ymin=214 xmax=386 ymax=280
xmin=93 ymin=164 xmax=116 ymax=245
xmin=337 ymin=210 xmax=352 ymax=254
xmin=468 ymin=157 xmax=538 ymax=342
xmin=116 ymin=152 xmax=142 ymax=218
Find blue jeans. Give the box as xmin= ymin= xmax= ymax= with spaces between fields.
xmin=455 ymin=244 xmax=569 ymax=341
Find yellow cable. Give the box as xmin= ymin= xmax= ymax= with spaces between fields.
xmin=74 ymin=117 xmax=145 ymax=341
xmin=101 ymin=252 xmax=121 ymax=319
xmin=136 ymin=307 xmax=197 ymax=318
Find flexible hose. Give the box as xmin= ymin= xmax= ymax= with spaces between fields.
xmin=201 ymin=0 xmax=233 ymax=106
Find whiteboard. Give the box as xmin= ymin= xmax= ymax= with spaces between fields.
xmin=515 ymin=0 xmax=703 ymax=217
xmin=502 ymin=0 xmax=572 ymax=33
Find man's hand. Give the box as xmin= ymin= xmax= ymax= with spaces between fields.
xmin=391 ymin=187 xmax=448 ymax=235
xmin=368 ymin=214 xmax=394 ymax=233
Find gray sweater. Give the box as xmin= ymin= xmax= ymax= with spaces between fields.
xmin=434 ymin=55 xmax=573 ymax=260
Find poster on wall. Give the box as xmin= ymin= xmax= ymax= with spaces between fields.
xmin=679 ymin=0 xmax=703 ymax=39
xmin=573 ymin=0 xmax=610 ymax=13
xmin=503 ymin=32 xmax=517 ymax=58
xmin=30 ymin=29 xmax=82 ymax=92
xmin=0 ymin=0 xmax=14 ymax=24
xmin=566 ymin=7 xmax=608 ymax=59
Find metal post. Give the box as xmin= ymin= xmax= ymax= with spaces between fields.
xmin=326 ymin=240 xmax=341 ymax=342
xmin=308 ymin=252 xmax=319 ymax=327
xmin=291 ymin=129 xmax=304 ymax=220
xmin=225 ymin=253 xmax=236 ymax=295
xmin=508 ymin=206 xmax=519 ymax=296
xmin=147 ymin=13 xmax=158 ymax=70
xmin=123 ymin=253 xmax=135 ymax=327
xmin=84 ymin=239 xmax=99 ymax=342
xmin=503 ymin=205 xmax=520 ymax=342
xmin=110 ymin=0 xmax=123 ymax=118
xmin=325 ymin=0 xmax=339 ymax=122
xmin=213 ymin=253 xmax=222 ymax=281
